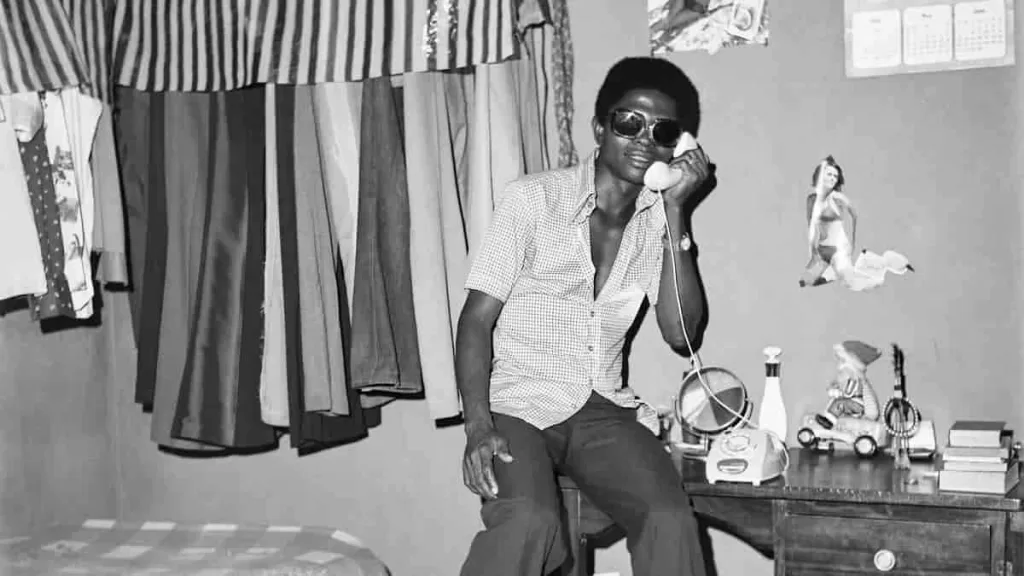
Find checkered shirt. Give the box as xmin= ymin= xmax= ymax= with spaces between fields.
xmin=465 ymin=151 xmax=667 ymax=433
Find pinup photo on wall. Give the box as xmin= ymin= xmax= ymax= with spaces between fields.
xmin=799 ymin=156 xmax=914 ymax=292
xmin=649 ymin=0 xmax=770 ymax=55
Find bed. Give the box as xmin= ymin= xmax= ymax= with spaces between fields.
xmin=0 ymin=519 xmax=390 ymax=575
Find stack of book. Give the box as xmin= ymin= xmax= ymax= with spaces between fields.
xmin=938 ymin=420 xmax=1019 ymax=495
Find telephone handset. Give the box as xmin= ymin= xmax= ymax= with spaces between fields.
xmin=643 ymin=132 xmax=699 ymax=191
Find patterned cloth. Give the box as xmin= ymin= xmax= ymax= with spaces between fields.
xmin=464 ymin=150 xmax=666 ymax=433
xmin=20 ymin=123 xmax=75 ymax=320
xmin=0 ymin=520 xmax=389 ymax=575
xmin=549 ymin=0 xmax=578 ymax=169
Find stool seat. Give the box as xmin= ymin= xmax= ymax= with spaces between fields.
xmin=557 ymin=475 xmax=617 ymax=534
xmin=557 ymin=475 xmax=624 ymax=576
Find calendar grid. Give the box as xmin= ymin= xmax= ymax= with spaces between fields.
xmin=844 ymin=0 xmax=1014 ymax=78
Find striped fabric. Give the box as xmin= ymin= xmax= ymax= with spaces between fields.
xmin=60 ymin=0 xmax=114 ymax=102
xmin=0 ymin=0 xmax=88 ymax=96
xmin=109 ymin=0 xmax=522 ymax=92
xmin=0 ymin=0 xmax=113 ymax=102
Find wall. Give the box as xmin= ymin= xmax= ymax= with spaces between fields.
xmin=575 ymin=0 xmax=1024 ymax=573
xmin=2 ymin=2 xmax=1022 ymax=576
xmin=0 ymin=303 xmax=118 ymax=536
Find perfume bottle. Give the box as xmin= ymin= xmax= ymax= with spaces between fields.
xmin=758 ymin=346 xmax=788 ymax=442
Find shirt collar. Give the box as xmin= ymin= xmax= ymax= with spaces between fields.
xmin=571 ymin=149 xmax=664 ymax=224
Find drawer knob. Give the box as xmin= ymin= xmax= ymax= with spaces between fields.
xmin=873 ymin=549 xmax=896 ymax=572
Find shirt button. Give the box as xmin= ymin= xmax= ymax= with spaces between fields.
xmin=589 ymin=310 xmax=595 ymax=317
xmin=587 ymin=345 xmax=594 ymax=352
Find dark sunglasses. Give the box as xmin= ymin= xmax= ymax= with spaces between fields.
xmin=608 ymin=108 xmax=683 ymax=148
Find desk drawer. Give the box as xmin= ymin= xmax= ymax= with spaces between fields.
xmin=782 ymin=513 xmax=991 ymax=574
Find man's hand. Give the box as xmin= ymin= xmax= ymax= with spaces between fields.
xmin=663 ymin=146 xmax=713 ymax=209
xmin=462 ymin=425 xmax=515 ymax=500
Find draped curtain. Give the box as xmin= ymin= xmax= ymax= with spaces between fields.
xmin=0 ymin=0 xmax=577 ymax=453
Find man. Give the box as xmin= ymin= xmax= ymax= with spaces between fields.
xmin=457 ymin=56 xmax=714 ymax=576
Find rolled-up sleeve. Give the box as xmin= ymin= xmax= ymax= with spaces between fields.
xmin=465 ymin=183 xmax=533 ymax=302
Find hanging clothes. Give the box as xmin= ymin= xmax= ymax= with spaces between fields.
xmin=292 ymin=86 xmax=351 ymax=417
xmin=401 ymin=59 xmax=549 ymax=421
xmin=139 ymin=88 xmax=223 ymax=451
xmin=275 ymin=85 xmax=376 ymax=454
xmin=465 ymin=61 xmax=529 ymax=261
xmin=517 ymin=1 xmax=554 ymax=171
xmin=7 ymin=89 xmax=103 ymax=321
xmin=91 ymin=106 xmax=129 ymax=286
xmin=548 ymin=0 xmax=578 ymax=168
xmin=19 ymin=109 xmax=76 ymax=321
xmin=513 ymin=44 xmax=552 ymax=175
xmin=402 ymin=72 xmax=470 ymax=421
xmin=260 ymin=85 xmax=290 ymax=428
xmin=109 ymin=0 xmax=520 ymax=92
xmin=169 ymin=87 xmax=277 ymax=450
xmin=0 ymin=95 xmax=47 ymax=302
xmin=41 ymin=89 xmax=103 ymax=320
xmin=349 ymin=77 xmax=423 ymax=397
xmin=514 ymin=0 xmax=577 ymax=169
xmin=310 ymin=84 xmax=362 ymax=315
xmin=117 ymin=88 xmax=275 ymax=452
xmin=56 ymin=0 xmax=130 ymax=286
xmin=113 ymin=88 xmax=167 ymax=406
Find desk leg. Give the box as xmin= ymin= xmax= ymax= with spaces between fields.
xmin=1008 ymin=511 xmax=1024 ymax=576
xmin=772 ymin=500 xmax=787 ymax=576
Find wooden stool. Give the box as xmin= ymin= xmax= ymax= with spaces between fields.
xmin=558 ymin=475 xmax=625 ymax=576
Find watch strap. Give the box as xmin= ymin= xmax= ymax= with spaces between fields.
xmin=663 ymin=231 xmax=692 ymax=252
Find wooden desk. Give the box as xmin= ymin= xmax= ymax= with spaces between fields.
xmin=677 ymin=448 xmax=1024 ymax=575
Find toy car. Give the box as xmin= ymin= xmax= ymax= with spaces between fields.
xmin=796 ymin=413 xmax=890 ymax=458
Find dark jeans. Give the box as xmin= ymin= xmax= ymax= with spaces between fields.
xmin=460 ymin=392 xmax=707 ymax=576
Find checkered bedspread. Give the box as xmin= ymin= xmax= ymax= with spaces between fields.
xmin=0 ymin=520 xmax=390 ymax=575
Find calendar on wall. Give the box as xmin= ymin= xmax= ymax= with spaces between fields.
xmin=844 ymin=0 xmax=1014 ymax=77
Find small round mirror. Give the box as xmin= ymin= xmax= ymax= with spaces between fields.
xmin=675 ymin=366 xmax=750 ymax=436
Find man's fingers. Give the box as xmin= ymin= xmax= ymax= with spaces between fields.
xmin=671 ymin=149 xmax=708 ymax=176
xmin=695 ymin=146 xmax=710 ymax=165
xmin=478 ymin=443 xmax=500 ymax=499
xmin=491 ymin=436 xmax=515 ymax=464
xmin=465 ymin=455 xmax=484 ymax=497
xmin=463 ymin=454 xmax=481 ymax=496
xmin=470 ymin=445 xmax=498 ymax=498
xmin=481 ymin=460 xmax=499 ymax=499
xmin=462 ymin=457 xmax=471 ymax=489
xmin=467 ymin=450 xmax=484 ymax=495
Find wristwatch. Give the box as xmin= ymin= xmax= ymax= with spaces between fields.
xmin=663 ymin=231 xmax=693 ymax=252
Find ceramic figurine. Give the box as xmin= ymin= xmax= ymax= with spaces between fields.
xmin=817 ymin=340 xmax=882 ymax=427
xmin=796 ymin=340 xmax=890 ymax=458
